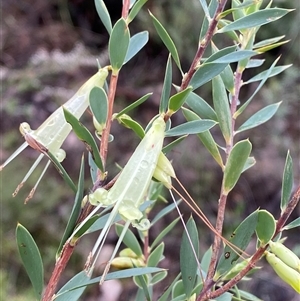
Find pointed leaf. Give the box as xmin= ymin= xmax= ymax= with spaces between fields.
xmin=149 ymin=11 xmax=182 ymax=72
xmin=185 ymin=92 xmax=218 ymax=121
xmin=281 ymin=151 xmax=294 ymax=212
xmin=223 ymin=140 xmax=252 ymax=195
xmin=109 ymin=18 xmax=130 ymax=72
xmin=199 ymin=0 xmax=218 ymax=40
xmin=236 ymin=102 xmax=281 ymax=133
xmin=182 ymin=107 xmax=223 ymax=167
xmin=115 ymin=223 xmax=143 ymax=257
xmin=165 ymin=120 xmax=217 ymax=137
xmin=157 ymin=273 xmax=181 ymax=301
xmin=212 ymin=50 xmax=256 ymax=64
xmin=89 ymin=86 xmax=108 ymax=126
xmin=180 ymin=217 xmax=199 ymax=299
xmin=128 ymin=0 xmax=148 ymax=23
xmin=168 ymin=87 xmax=192 ymax=114
xmin=94 ymin=0 xmax=112 ymax=34
xmin=283 ymin=217 xmax=300 ymax=231
xmin=253 ymin=35 xmax=285 ymax=49
xmin=16 ymin=223 xmax=44 ymax=300
xmin=124 ymin=31 xmax=149 ymax=64
xmin=160 ymin=54 xmax=173 ymax=113
xmin=57 ymin=156 xmax=85 ymax=258
xmin=148 ymin=242 xmax=165 ymax=267
xmin=150 ymin=270 xmax=168 ymax=285
xmin=218 ymin=8 xmax=292 ymax=33
xmin=256 ymin=210 xmax=276 ymax=246
xmin=162 ymin=136 xmax=187 ymax=154
xmin=215 ymin=210 xmax=258 ymax=279
xmin=118 ymin=115 xmax=145 ymax=139
xmin=63 ymin=108 xmax=104 ymax=172
xmin=212 ymin=75 xmax=232 ymax=143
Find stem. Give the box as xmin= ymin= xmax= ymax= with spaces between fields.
xmin=180 ymin=0 xmax=228 ymax=91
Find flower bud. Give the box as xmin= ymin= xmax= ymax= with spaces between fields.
xmin=153 ymin=152 xmax=175 ymax=189
xmin=265 ymin=251 xmax=300 ymax=293
xmin=111 ymin=257 xmax=145 ymax=269
xmin=269 ymin=240 xmax=300 ymax=272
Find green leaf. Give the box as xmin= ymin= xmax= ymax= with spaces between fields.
xmin=16 ymin=223 xmax=44 ymax=300
xmin=223 ymin=140 xmax=252 ymax=195
xmin=253 ymin=35 xmax=285 ymax=49
xmin=246 ymin=59 xmax=265 ymax=69
xmin=235 ymin=289 xmax=264 ymax=301
xmin=168 ymin=87 xmax=192 ymax=114
xmin=180 ymin=217 xmax=199 ymax=298
xmin=236 ymin=102 xmax=281 ymax=134
xmin=148 ymin=242 xmax=165 ymax=267
xmin=151 ymin=217 xmax=180 ymax=249
xmin=89 ymin=86 xmax=108 ymax=126
xmin=109 ymin=18 xmax=130 ymax=72
xmin=217 ymin=8 xmax=292 ymax=33
xmin=46 ymin=150 xmax=77 ymax=193
xmin=150 ymin=270 xmax=168 ymax=285
xmin=63 ymin=108 xmax=104 ymax=172
xmin=56 ymin=156 xmax=85 ymax=258
xmin=256 ymin=210 xmax=276 ymax=246
xmin=199 ymin=0 xmax=218 ymax=40
xmin=115 ymin=223 xmax=143 ymax=257
xmin=124 ymin=31 xmax=149 ymax=64
xmin=128 ymin=0 xmax=148 ymax=23
xmin=281 ymin=151 xmax=294 ymax=212
xmin=165 ymin=120 xmax=217 ymax=137
xmin=162 ymin=136 xmax=187 ymax=154
xmin=118 ymin=115 xmax=145 ymax=139
xmin=149 ymin=11 xmax=182 ymax=72
xmin=206 ymin=45 xmax=237 ymax=63
xmin=215 ymin=292 xmax=233 ymax=301
xmin=212 ymin=50 xmax=257 ymax=64
xmin=215 ymin=210 xmax=258 ymax=279
xmin=54 ymin=268 xmax=163 ymax=299
xmin=94 ymin=0 xmax=112 ymax=34
xmin=200 ymin=247 xmax=212 ymax=275
xmin=160 ymin=54 xmax=173 ymax=113
xmin=88 ymin=152 xmax=98 ymax=183
xmin=283 ymin=217 xmax=300 ymax=231
xmin=242 ymin=156 xmax=256 ymax=173
xmin=134 ymin=275 xmax=150 ymax=300
xmin=182 ymin=107 xmax=223 ymax=168
xmin=116 ymin=93 xmax=152 ymax=118
xmin=190 ymin=62 xmax=227 ymax=90
xmin=157 ymin=273 xmax=181 ymax=301
xmin=220 ymin=64 xmax=235 ymax=93
xmin=212 ymin=75 xmax=232 ymax=143
xmin=185 ymin=92 xmax=218 ymax=121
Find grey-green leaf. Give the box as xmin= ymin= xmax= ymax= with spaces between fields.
xmin=256 ymin=210 xmax=276 ymax=246
xmin=148 ymin=242 xmax=165 ymax=267
xmin=168 ymin=87 xmax=192 ymax=114
xmin=160 ymin=54 xmax=173 ymax=113
xmin=212 ymin=75 xmax=232 ymax=143
xmin=16 ymin=223 xmax=44 ymax=300
xmin=218 ymin=8 xmax=292 ymax=33
xmin=180 ymin=217 xmax=199 ymax=298
xmin=128 ymin=0 xmax=148 ymax=23
xmin=223 ymin=140 xmax=252 ymax=195
xmin=109 ymin=18 xmax=130 ymax=71
xmin=215 ymin=210 xmax=258 ymax=279
xmin=281 ymin=151 xmax=294 ymax=212
xmin=94 ymin=0 xmax=112 ymax=35
xmin=149 ymin=11 xmax=182 ymax=72
xmin=236 ymin=102 xmax=281 ymax=134
xmin=124 ymin=31 xmax=149 ymax=64
xmin=89 ymin=86 xmax=108 ymax=126
xmin=283 ymin=217 xmax=300 ymax=231
xmin=165 ymin=120 xmax=217 ymax=137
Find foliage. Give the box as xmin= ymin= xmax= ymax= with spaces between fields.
xmin=1 ymin=0 xmax=299 ymax=301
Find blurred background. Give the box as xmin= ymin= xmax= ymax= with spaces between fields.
xmin=1 ymin=0 xmax=299 ymax=300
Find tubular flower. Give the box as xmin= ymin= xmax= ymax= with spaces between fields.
xmin=1 ymin=68 xmax=108 ymax=202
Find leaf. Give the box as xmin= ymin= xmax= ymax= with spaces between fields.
xmin=148 ymin=242 xmax=165 ymax=267
xmin=182 ymin=107 xmax=223 ymax=168
xmin=190 ymin=62 xmax=227 ymax=90
xmin=115 ymin=223 xmax=143 ymax=257
xmin=94 ymin=0 xmax=112 ymax=34
xmin=149 ymin=11 xmax=182 ymax=72
xmin=128 ymin=0 xmax=148 ymax=23
xmin=89 ymin=86 xmax=108 ymax=126
xmin=253 ymin=35 xmax=285 ymax=49
xmin=16 ymin=223 xmax=44 ymax=300
xmin=157 ymin=273 xmax=181 ymax=301
xmin=200 ymin=247 xmax=212 ymax=275
xmin=165 ymin=120 xmax=217 ymax=137
xmin=211 ymin=50 xmax=257 ymax=64
xmin=281 ymin=151 xmax=294 ymax=212
xmin=246 ymin=59 xmax=265 ymax=69
xmin=168 ymin=87 xmax=192 ymax=114
xmin=56 ymin=156 xmax=85 ymax=258
xmin=256 ymin=210 xmax=276 ymax=246
xmin=63 ymin=108 xmax=104 ymax=172
xmin=116 ymin=93 xmax=152 ymax=118
xmin=199 ymin=0 xmax=218 ymax=40
xmin=185 ymin=92 xmax=218 ymax=121
xmin=124 ymin=31 xmax=149 ymax=64
xmin=217 ymin=8 xmax=292 ymax=33
xmin=150 ymin=270 xmax=168 ymax=285
xmin=109 ymin=18 xmax=130 ymax=72
xmin=236 ymin=102 xmax=281 ymax=133
xmin=160 ymin=54 xmax=173 ymax=113
xmin=118 ymin=115 xmax=145 ymax=139
xmin=215 ymin=210 xmax=258 ymax=279
xmin=180 ymin=217 xmax=199 ymax=298
xmin=283 ymin=217 xmax=300 ymax=231
xmin=162 ymin=136 xmax=187 ymax=154
xmin=223 ymin=140 xmax=252 ymax=195
xmin=212 ymin=75 xmax=232 ymax=143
